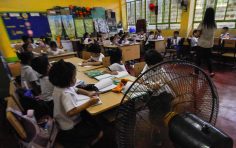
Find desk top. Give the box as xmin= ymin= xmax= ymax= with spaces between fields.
xmin=64 ymin=57 xmax=104 ymax=72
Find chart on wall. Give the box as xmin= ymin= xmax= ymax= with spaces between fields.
xmin=74 ymin=19 xmax=86 ymax=37
xmin=61 ymin=15 xmax=75 ymax=38
xmin=1 ymin=12 xmax=51 ymax=40
xmin=47 ymin=15 xmax=63 ymax=40
xmin=84 ymin=19 xmax=94 ymax=34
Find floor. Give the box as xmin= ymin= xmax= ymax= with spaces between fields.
xmin=0 ymin=63 xmax=235 ymax=148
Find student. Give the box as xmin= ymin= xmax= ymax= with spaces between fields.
xmin=48 ymin=60 xmax=103 ymax=147
xmin=18 ymin=51 xmax=41 ymax=95
xmin=155 ymin=29 xmax=164 ymax=40
xmin=47 ymin=41 xmax=65 ymax=55
xmin=145 ymin=31 xmax=155 ymax=45
xmin=21 ymin=35 xmax=37 ymax=49
xmin=110 ymin=34 xmax=120 ymax=45
xmin=118 ymin=30 xmax=124 ymax=37
xmin=141 ymin=49 xmax=163 ymax=74
xmin=118 ymin=34 xmax=129 ymax=45
xmin=31 ymin=55 xmax=54 ymax=116
xmin=82 ymin=44 xmax=105 ymax=66
xmin=191 ymin=30 xmax=200 ymax=48
xmin=170 ymin=31 xmax=181 ymax=47
xmin=220 ymin=26 xmax=230 ymax=39
xmin=104 ymin=48 xmax=127 ymax=75
xmin=83 ymin=32 xmax=93 ymax=44
xmin=137 ymin=30 xmax=146 ymax=39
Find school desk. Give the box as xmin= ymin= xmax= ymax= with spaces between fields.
xmin=75 ymin=68 xmax=136 ymax=115
xmin=119 ymin=43 xmax=141 ymax=62
xmin=48 ymin=52 xmax=77 ymax=61
xmin=149 ymin=40 xmax=166 ymax=53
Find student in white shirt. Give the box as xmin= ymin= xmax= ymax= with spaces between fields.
xmin=47 ymin=41 xmax=65 ymax=55
xmin=145 ymin=31 xmax=155 ymax=45
xmin=191 ymin=30 xmax=200 ymax=48
xmin=154 ymin=29 xmax=164 ymax=40
xmin=21 ymin=43 xmax=41 ymax=57
xmin=141 ymin=49 xmax=163 ymax=74
xmin=104 ymin=48 xmax=127 ymax=75
xmin=82 ymin=44 xmax=105 ymax=66
xmin=18 ymin=51 xmax=41 ymax=95
xmin=31 ymin=55 xmax=54 ymax=116
xmin=118 ymin=34 xmax=129 ymax=45
xmin=83 ymin=32 xmax=93 ymax=44
xmin=21 ymin=35 xmax=38 ymax=49
xmin=48 ymin=60 xmax=103 ymax=147
xmin=220 ymin=27 xmax=230 ymax=39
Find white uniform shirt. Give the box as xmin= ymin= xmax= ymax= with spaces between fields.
xmin=53 ymin=87 xmax=82 ymax=130
xmin=90 ymin=53 xmax=105 ymax=62
xmin=21 ymin=65 xmax=39 ymax=88
xmin=47 ymin=48 xmax=65 ymax=55
xmin=109 ymin=63 xmax=127 ymax=72
xmin=191 ymin=37 xmax=198 ymax=47
xmin=39 ymin=76 xmax=54 ymax=101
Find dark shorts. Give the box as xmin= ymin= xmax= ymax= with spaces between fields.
xmin=57 ymin=112 xmax=101 ymax=148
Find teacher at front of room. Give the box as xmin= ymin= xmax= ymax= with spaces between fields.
xmin=196 ymin=7 xmax=217 ymax=77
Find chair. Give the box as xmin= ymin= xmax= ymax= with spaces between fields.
xmin=133 ymin=62 xmax=146 ymax=77
xmin=102 ymin=56 xmax=110 ymax=67
xmin=81 ymin=51 xmax=91 ymax=60
xmin=154 ymin=40 xmax=166 ymax=54
xmin=212 ymin=38 xmax=222 ymax=55
xmin=221 ymin=39 xmax=236 ymax=65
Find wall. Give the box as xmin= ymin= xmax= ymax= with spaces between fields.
xmin=0 ymin=0 xmax=121 ymax=62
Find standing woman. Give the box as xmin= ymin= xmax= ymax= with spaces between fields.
xmin=196 ymin=7 xmax=217 ymax=77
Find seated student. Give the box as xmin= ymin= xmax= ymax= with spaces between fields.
xmin=31 ymin=56 xmax=54 ymax=116
xmin=170 ymin=31 xmax=182 ymax=48
xmin=118 ymin=30 xmax=124 ymax=37
xmin=220 ymin=26 xmax=230 ymax=39
xmin=154 ymin=29 xmax=164 ymax=40
xmin=104 ymin=48 xmax=127 ymax=75
xmin=82 ymin=44 xmax=105 ymax=66
xmin=21 ymin=35 xmax=37 ymax=49
xmin=145 ymin=31 xmax=155 ymax=45
xmin=83 ymin=32 xmax=93 ymax=44
xmin=191 ymin=30 xmax=200 ymax=48
xmin=118 ymin=34 xmax=129 ymax=45
xmin=110 ymin=36 xmax=119 ymax=45
xmin=48 ymin=60 xmax=103 ymax=148
xmin=47 ymin=41 xmax=65 ymax=55
xmin=141 ymin=49 xmax=163 ymax=74
xmin=137 ymin=30 xmax=146 ymax=39
xmin=18 ymin=51 xmax=41 ymax=95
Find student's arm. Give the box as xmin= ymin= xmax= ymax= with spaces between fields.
xmin=82 ymin=61 xmax=102 ymax=66
xmin=77 ymin=88 xmax=98 ymax=97
xmin=67 ymin=97 xmax=99 ymax=116
xmin=103 ymin=68 xmax=118 ymax=75
xmin=30 ymin=81 xmax=41 ymax=96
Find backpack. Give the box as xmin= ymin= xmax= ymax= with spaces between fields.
xmin=7 ymin=108 xmax=58 ymax=148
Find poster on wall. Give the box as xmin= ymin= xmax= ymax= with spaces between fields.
xmin=47 ymin=15 xmax=63 ymax=40
xmin=94 ymin=18 xmax=109 ymax=33
xmin=61 ymin=15 xmax=75 ymax=38
xmin=1 ymin=12 xmax=51 ymax=40
xmin=84 ymin=19 xmax=94 ymax=34
xmin=74 ymin=19 xmax=86 ymax=37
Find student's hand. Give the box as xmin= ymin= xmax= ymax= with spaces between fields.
xmin=111 ymin=71 xmax=119 ymax=75
xmin=87 ymin=91 xmax=98 ymax=97
xmin=89 ymin=96 xmax=99 ymax=105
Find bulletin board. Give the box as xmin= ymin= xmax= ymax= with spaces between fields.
xmin=1 ymin=12 xmax=51 ymax=40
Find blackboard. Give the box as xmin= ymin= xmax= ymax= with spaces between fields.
xmin=1 ymin=12 xmax=51 ymax=40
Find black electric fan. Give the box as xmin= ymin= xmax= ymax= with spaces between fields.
xmin=116 ymin=60 xmax=233 ymax=148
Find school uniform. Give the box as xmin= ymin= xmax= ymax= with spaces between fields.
xmin=47 ymin=48 xmax=65 ymax=55
xmin=90 ymin=53 xmax=105 ymax=62
xmin=83 ymin=38 xmax=93 ymax=44
xmin=220 ymin=33 xmax=230 ymax=39
xmin=145 ymin=35 xmax=155 ymax=45
xmin=191 ymin=37 xmax=198 ymax=47
xmin=53 ymin=87 xmax=100 ymax=147
xmin=21 ymin=65 xmax=39 ymax=88
xmin=109 ymin=63 xmax=127 ymax=72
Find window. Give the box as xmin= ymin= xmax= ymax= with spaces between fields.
xmin=193 ymin=0 xmax=236 ymax=29
xmin=126 ymin=0 xmax=182 ymax=29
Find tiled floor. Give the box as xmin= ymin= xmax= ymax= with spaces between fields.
xmin=0 ymin=64 xmax=235 ymax=148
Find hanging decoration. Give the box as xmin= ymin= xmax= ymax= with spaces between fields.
xmin=69 ymin=5 xmax=92 ymax=18
xmin=149 ymin=3 xmax=155 ymax=12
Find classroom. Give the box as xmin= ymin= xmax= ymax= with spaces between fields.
xmin=0 ymin=0 xmax=235 ymax=147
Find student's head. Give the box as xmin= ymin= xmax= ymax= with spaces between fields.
xmin=18 ymin=51 xmax=34 ymax=65
xmin=110 ymin=48 xmax=122 ymax=64
xmin=22 ymin=43 xmax=33 ymax=52
xmin=110 ymin=36 xmax=115 ymax=42
xmin=144 ymin=49 xmax=163 ymax=67
xmin=156 ymin=29 xmax=162 ymax=36
xmin=139 ymin=30 xmax=144 ymax=35
xmin=49 ymin=60 xmax=76 ymax=88
xmin=49 ymin=41 xmax=58 ymax=51
xmin=88 ymin=44 xmax=101 ymax=58
xmin=83 ymin=32 xmax=89 ymax=39
xmin=203 ymin=7 xmax=216 ymax=29
xmin=193 ymin=30 xmax=200 ymax=37
xmin=31 ymin=55 xmax=50 ymax=76
xmin=173 ymin=31 xmax=179 ymax=38
xmin=149 ymin=31 xmax=154 ymax=35
xmin=222 ymin=27 xmax=229 ymax=34
xmin=21 ymin=35 xmax=32 ymax=44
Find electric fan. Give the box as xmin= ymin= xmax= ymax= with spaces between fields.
xmin=116 ymin=60 xmax=233 ymax=148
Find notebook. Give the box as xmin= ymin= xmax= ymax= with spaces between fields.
xmin=95 ymin=78 xmax=117 ymax=93
xmin=95 ymin=71 xmax=129 ymax=80
xmin=73 ymin=94 xmax=102 ymax=107
xmin=85 ymin=70 xmax=104 ymax=78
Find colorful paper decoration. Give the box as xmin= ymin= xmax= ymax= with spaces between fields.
xmin=149 ymin=3 xmax=155 ymax=12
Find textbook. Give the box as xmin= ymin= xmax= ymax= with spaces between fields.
xmin=74 ymin=94 xmax=102 ymax=107
xmin=95 ymin=78 xmax=117 ymax=93
xmin=95 ymin=71 xmax=129 ymax=80
xmin=85 ymin=70 xmax=104 ymax=78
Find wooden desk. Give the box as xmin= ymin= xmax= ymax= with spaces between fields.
xmin=75 ymin=68 xmax=136 ymax=115
xmin=64 ymin=57 xmax=104 ymax=72
xmin=119 ymin=43 xmax=141 ymax=62
xmin=103 ymin=44 xmax=118 ymax=48
xmin=149 ymin=40 xmax=166 ymax=53
xmin=48 ymin=52 xmax=77 ymax=61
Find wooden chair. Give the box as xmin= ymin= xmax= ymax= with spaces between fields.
xmin=154 ymin=40 xmax=166 ymax=54
xmin=102 ymin=56 xmax=110 ymax=67
xmin=81 ymin=51 xmax=91 ymax=60
xmin=133 ymin=62 xmax=146 ymax=77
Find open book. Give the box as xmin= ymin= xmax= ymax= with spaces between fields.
xmin=95 ymin=71 xmax=129 ymax=80
xmin=95 ymin=78 xmax=117 ymax=93
xmin=73 ymin=94 xmax=102 ymax=107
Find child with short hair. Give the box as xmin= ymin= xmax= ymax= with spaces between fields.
xmin=220 ymin=27 xmax=230 ymax=39
xmin=83 ymin=32 xmax=93 ymax=44
xmin=145 ymin=31 xmax=155 ymax=45
xmin=49 ymin=60 xmax=103 ymax=147
xmin=141 ymin=49 xmax=163 ymax=74
xmin=31 ymin=55 xmax=54 ymax=116
xmin=155 ymin=29 xmax=164 ymax=40
xmin=18 ymin=51 xmax=41 ymax=95
xmin=104 ymin=48 xmax=127 ymax=75
xmin=118 ymin=34 xmax=129 ymax=45
xmin=47 ymin=41 xmax=65 ymax=55
xmin=82 ymin=44 xmax=105 ymax=66
xmin=191 ymin=30 xmax=200 ymax=48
